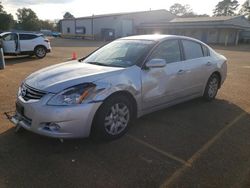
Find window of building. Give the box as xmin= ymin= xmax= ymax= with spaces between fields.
xmin=149 ymin=40 xmax=181 ymax=64
xmin=182 ymin=40 xmax=203 ymax=60
xmin=67 ymin=27 xmax=70 ymax=33
xmin=76 ymin=27 xmax=86 ymax=34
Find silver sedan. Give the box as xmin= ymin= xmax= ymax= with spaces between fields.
xmin=11 ymin=35 xmax=227 ymax=140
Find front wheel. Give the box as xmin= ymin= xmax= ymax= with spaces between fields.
xmin=91 ymin=95 xmax=133 ymax=140
xmin=203 ymin=74 xmax=220 ymax=101
xmin=34 ymin=46 xmax=47 ymax=59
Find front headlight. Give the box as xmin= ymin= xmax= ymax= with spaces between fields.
xmin=47 ymin=83 xmax=96 ymax=106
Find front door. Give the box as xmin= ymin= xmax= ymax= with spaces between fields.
xmin=2 ymin=33 xmax=19 ymax=54
xmin=141 ymin=39 xmax=188 ymax=110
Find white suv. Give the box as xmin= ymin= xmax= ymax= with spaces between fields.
xmin=0 ymin=32 xmax=51 ymax=58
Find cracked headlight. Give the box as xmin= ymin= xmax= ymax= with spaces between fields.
xmin=47 ymin=83 xmax=96 ymax=106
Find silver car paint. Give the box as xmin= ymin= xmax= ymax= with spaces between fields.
xmin=15 ymin=93 xmax=102 ymax=138
xmin=12 ymin=35 xmax=227 ymax=138
xmin=25 ymin=60 xmax=125 ymax=93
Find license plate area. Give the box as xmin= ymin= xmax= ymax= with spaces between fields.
xmin=16 ymin=102 xmax=24 ymax=116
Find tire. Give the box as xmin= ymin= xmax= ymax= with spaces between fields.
xmin=91 ymin=94 xmax=133 ymax=141
xmin=203 ymin=73 xmax=220 ymax=101
xmin=34 ymin=46 xmax=47 ymax=59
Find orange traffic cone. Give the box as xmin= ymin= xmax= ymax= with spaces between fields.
xmin=72 ymin=52 xmax=77 ymax=60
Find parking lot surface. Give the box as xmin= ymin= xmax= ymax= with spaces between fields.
xmin=0 ymin=38 xmax=250 ymax=188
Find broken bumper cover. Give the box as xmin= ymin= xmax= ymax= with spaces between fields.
xmin=10 ymin=94 xmax=102 ymax=138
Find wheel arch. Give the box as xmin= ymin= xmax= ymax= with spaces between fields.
xmin=203 ymin=71 xmax=222 ymax=96
xmin=34 ymin=45 xmax=47 ymax=51
xmin=103 ymin=90 xmax=138 ymax=119
xmin=90 ymin=90 xmax=138 ymax=139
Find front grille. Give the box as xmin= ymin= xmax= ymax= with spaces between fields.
xmin=21 ymin=84 xmax=47 ymax=101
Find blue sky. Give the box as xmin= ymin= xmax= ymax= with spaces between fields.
xmin=2 ymin=0 xmax=247 ymax=20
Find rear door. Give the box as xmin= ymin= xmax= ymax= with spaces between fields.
xmin=19 ymin=34 xmax=37 ymax=52
xmin=180 ymin=39 xmax=211 ymax=94
xmin=2 ymin=33 xmax=19 ymax=53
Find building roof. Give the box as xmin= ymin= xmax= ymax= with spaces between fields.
xmin=170 ymin=16 xmax=239 ymax=23
xmin=62 ymin=9 xmax=172 ymax=20
xmin=138 ymin=15 xmax=250 ymax=30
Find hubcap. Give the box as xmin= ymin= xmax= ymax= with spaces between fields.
xmin=208 ymin=77 xmax=218 ymax=98
xmin=104 ymin=103 xmax=130 ymax=135
xmin=37 ymin=48 xmax=45 ymax=57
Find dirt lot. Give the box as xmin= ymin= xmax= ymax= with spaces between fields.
xmin=0 ymin=38 xmax=250 ymax=188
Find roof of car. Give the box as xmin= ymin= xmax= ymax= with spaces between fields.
xmin=0 ymin=32 xmax=11 ymax=36
xmin=0 ymin=32 xmax=42 ymax=36
xmin=120 ymin=34 xmax=199 ymax=42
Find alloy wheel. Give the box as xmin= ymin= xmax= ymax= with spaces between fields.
xmin=104 ymin=103 xmax=130 ymax=136
xmin=208 ymin=77 xmax=219 ymax=98
xmin=36 ymin=47 xmax=46 ymax=58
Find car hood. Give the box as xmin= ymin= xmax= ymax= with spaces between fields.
xmin=24 ymin=60 xmax=125 ymax=93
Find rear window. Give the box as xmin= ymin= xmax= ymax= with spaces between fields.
xmin=182 ymin=40 xmax=203 ymax=60
xmin=202 ymin=45 xmax=210 ymax=56
xmin=19 ymin=34 xmax=38 ymax=40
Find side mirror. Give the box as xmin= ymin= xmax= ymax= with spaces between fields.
xmin=146 ymin=59 xmax=166 ymax=68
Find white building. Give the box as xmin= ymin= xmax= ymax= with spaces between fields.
xmin=138 ymin=15 xmax=250 ymax=45
xmin=60 ymin=10 xmax=175 ymax=40
xmin=60 ymin=10 xmax=250 ymax=45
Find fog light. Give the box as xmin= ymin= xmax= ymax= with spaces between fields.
xmin=43 ymin=122 xmax=61 ymax=131
xmin=49 ymin=123 xmax=61 ymax=131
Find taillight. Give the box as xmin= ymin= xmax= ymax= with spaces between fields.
xmin=44 ymin=39 xmax=49 ymax=43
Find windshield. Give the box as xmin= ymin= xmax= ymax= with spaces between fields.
xmin=83 ymin=39 xmax=155 ymax=67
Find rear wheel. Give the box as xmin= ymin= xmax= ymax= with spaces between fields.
xmin=203 ymin=73 xmax=220 ymax=101
xmin=92 ymin=95 xmax=133 ymax=140
xmin=34 ymin=46 xmax=46 ymax=58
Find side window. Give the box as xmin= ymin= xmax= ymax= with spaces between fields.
xmin=19 ymin=34 xmax=24 ymax=40
xmin=19 ymin=34 xmax=37 ymax=40
xmin=149 ymin=40 xmax=181 ymax=64
xmin=182 ymin=40 xmax=203 ymax=60
xmin=202 ymin=45 xmax=210 ymax=56
xmin=2 ymin=34 xmax=16 ymax=41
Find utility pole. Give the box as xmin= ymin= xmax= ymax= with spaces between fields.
xmin=91 ymin=14 xmax=94 ymax=40
xmin=0 ymin=39 xmax=5 ymax=70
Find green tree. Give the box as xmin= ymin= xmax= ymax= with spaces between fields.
xmin=16 ymin=8 xmax=40 ymax=31
xmin=169 ymin=3 xmax=195 ymax=17
xmin=63 ymin=12 xmax=74 ymax=19
xmin=0 ymin=1 xmax=3 ymax=13
xmin=213 ymin=0 xmax=239 ymax=16
xmin=0 ymin=1 xmax=15 ymax=30
xmin=239 ymin=0 xmax=250 ymax=20
xmin=39 ymin=20 xmax=55 ymax=30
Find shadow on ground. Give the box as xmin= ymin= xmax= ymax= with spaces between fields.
xmin=0 ymin=98 xmax=249 ymax=188
xmin=4 ymin=56 xmax=38 ymax=65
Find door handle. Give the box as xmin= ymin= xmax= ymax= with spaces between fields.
xmin=206 ymin=62 xmax=212 ymax=66
xmin=177 ymin=69 xmax=186 ymax=75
